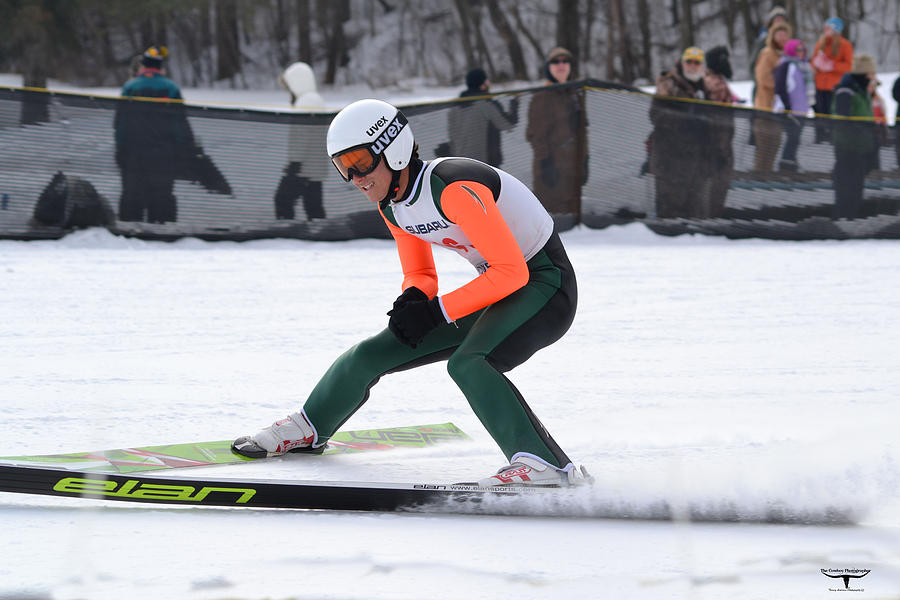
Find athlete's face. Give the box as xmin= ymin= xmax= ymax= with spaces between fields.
xmin=351 ymin=157 xmax=392 ymax=204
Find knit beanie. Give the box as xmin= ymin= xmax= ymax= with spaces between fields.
xmin=544 ymin=47 xmax=574 ymax=82
xmin=783 ymin=39 xmax=803 ymax=57
xmin=465 ymin=68 xmax=487 ymax=90
xmin=851 ymin=53 xmax=876 ymax=75
xmin=825 ymin=17 xmax=844 ymax=34
xmin=705 ymin=46 xmax=732 ymax=79
xmin=141 ymin=46 xmax=168 ymax=69
xmin=765 ymin=6 xmax=787 ymax=28
xmin=546 ymin=47 xmax=574 ymax=63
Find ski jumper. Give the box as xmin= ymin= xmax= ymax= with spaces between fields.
xmin=301 ymin=157 xmax=577 ymax=468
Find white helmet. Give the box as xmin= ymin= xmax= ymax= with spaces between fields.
xmin=326 ymin=99 xmax=415 ymax=181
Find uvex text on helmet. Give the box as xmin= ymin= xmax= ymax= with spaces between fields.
xmin=326 ymin=99 xmax=415 ymax=173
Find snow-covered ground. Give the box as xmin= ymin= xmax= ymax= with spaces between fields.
xmin=2 ymin=223 xmax=900 ymax=599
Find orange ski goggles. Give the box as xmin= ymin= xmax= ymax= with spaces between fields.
xmin=331 ymin=145 xmax=381 ymax=181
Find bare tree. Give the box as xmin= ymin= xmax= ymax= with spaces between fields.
xmin=486 ymin=0 xmax=528 ymax=80
xmin=272 ymin=0 xmax=291 ymax=68
xmin=1 ymin=0 xmax=897 ymax=91
xmin=170 ymin=2 xmax=213 ymax=86
xmin=636 ymin=0 xmax=652 ymax=81
xmin=453 ymin=0 xmax=477 ymax=67
xmin=605 ymin=0 xmax=616 ymax=80
xmin=608 ymin=0 xmax=635 ymax=84
xmin=557 ymin=0 xmax=580 ymax=74
xmin=215 ymin=0 xmax=241 ymax=81
xmin=0 ymin=0 xmax=80 ymax=122
xmin=738 ymin=0 xmax=757 ymax=57
xmin=470 ymin=2 xmax=497 ymax=76
xmin=320 ymin=0 xmax=349 ymax=84
xmin=297 ymin=0 xmax=311 ymax=63
xmin=583 ymin=0 xmax=596 ymax=64
xmin=508 ymin=1 xmax=545 ymax=75
xmin=680 ymin=0 xmax=695 ymax=48
xmin=722 ymin=0 xmax=737 ymax=51
xmin=784 ymin=0 xmax=798 ymax=29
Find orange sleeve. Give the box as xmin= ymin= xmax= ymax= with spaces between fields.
xmin=381 ymin=212 xmax=439 ymax=298
xmin=437 ymin=181 xmax=529 ymax=321
xmin=834 ymin=39 xmax=853 ymax=76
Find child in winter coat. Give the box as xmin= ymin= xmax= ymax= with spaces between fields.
xmin=774 ymin=39 xmax=812 ymax=171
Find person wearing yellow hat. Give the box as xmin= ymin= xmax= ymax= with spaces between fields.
xmin=830 ymin=53 xmax=879 ymax=219
xmin=680 ymin=46 xmax=706 ymax=82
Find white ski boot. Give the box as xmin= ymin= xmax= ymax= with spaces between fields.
xmin=232 ymin=411 xmax=319 ymax=458
xmin=477 ymin=454 xmax=584 ymax=487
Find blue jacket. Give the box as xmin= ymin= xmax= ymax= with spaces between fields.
xmin=121 ymin=68 xmax=182 ymax=100
xmin=114 ymin=68 xmax=190 ymax=162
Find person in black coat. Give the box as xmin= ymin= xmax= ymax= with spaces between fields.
xmin=114 ymin=46 xmax=189 ymax=224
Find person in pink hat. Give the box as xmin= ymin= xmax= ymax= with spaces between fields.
xmin=811 ymin=17 xmax=854 ymax=142
xmin=773 ymin=39 xmax=812 ymax=171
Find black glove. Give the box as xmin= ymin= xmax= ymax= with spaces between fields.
xmin=391 ymin=286 xmax=428 ymax=312
xmin=387 ymin=296 xmax=445 ymax=348
xmin=539 ymin=157 xmax=559 ymax=187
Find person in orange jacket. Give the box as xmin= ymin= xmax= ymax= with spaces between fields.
xmin=811 ymin=17 xmax=854 ymax=141
xmin=233 ymin=99 xmax=585 ymax=487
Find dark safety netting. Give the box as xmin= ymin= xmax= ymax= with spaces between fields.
xmin=1 ymin=80 xmax=898 ymax=241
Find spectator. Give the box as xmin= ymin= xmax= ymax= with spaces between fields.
xmin=526 ymin=47 xmax=587 ymax=224
xmin=830 ymin=53 xmax=878 ymax=219
xmin=748 ymin=6 xmax=790 ymax=94
xmin=114 ymin=46 xmax=191 ymax=224
xmin=279 ymin=61 xmax=325 ymax=108
xmin=703 ymin=46 xmax=738 ymax=217
xmin=774 ymin=39 xmax=812 ymax=172
xmin=274 ymin=62 xmax=325 ymax=220
xmin=811 ymin=17 xmax=854 ymax=142
xmin=747 ymin=6 xmax=790 ymax=145
xmin=447 ymin=68 xmax=519 ymax=167
xmin=753 ymin=22 xmax=792 ymax=172
xmin=648 ymin=47 xmax=711 ymax=218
